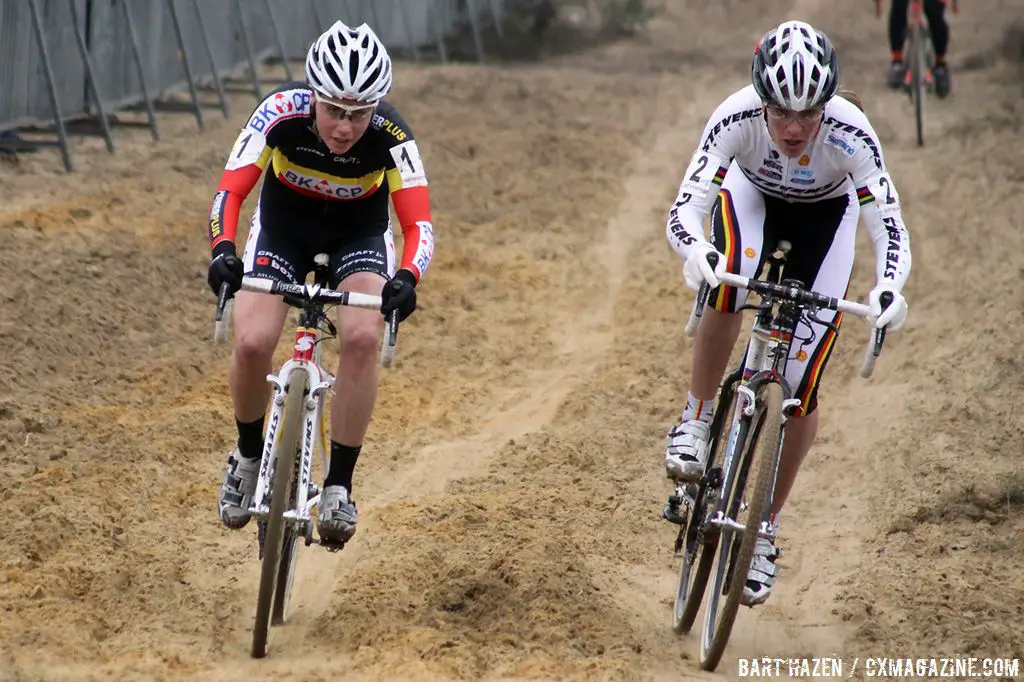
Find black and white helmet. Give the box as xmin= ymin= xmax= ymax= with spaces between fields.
xmin=752 ymin=20 xmax=839 ymax=111
xmin=305 ymin=21 xmax=392 ymax=102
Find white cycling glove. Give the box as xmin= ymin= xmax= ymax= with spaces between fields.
xmin=683 ymin=242 xmax=727 ymax=291
xmin=867 ymin=284 xmax=908 ymax=331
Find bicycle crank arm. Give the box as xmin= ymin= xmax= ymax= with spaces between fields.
xmin=708 ymin=512 xmax=748 ymax=535
xmin=300 ymin=493 xmax=321 ymax=516
xmin=282 ymin=509 xmax=313 ymax=523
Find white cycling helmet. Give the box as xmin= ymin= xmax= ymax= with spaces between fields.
xmin=305 ymin=21 xmax=392 ymax=103
xmin=752 ymin=20 xmax=839 ymax=111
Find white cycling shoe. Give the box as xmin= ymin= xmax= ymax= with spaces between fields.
xmin=218 ymin=448 xmax=259 ymax=529
xmin=665 ymin=418 xmax=711 ymax=481
xmin=317 ymin=485 xmax=358 ymax=544
xmin=742 ymin=536 xmax=781 ymax=606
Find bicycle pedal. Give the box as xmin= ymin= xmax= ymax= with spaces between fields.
xmin=319 ymin=537 xmax=349 ymax=553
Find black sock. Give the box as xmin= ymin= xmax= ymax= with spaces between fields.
xmin=236 ymin=416 xmax=265 ymax=460
xmin=324 ymin=442 xmax=361 ymax=492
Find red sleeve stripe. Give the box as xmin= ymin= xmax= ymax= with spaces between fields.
xmin=209 ymin=164 xmax=262 ymax=247
xmin=390 ymin=185 xmax=433 ymax=280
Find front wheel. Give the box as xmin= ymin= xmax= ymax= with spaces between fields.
xmin=251 ymin=372 xmax=306 ymax=658
xmin=699 ymin=380 xmax=785 ymax=671
xmin=272 ymin=503 xmax=301 ymax=625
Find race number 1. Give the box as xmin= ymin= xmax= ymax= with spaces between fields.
xmin=390 ymin=141 xmax=427 ymax=188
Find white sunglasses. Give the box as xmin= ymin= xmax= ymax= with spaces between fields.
xmin=316 ymin=96 xmax=378 ymax=121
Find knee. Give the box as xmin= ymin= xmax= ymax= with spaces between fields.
xmin=340 ymin=320 xmax=382 ymax=363
xmin=233 ymin=328 xmax=277 ymax=367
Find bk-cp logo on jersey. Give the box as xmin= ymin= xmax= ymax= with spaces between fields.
xmin=274 ymin=92 xmax=294 ymax=114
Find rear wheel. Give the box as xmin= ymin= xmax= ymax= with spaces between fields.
xmin=673 ymin=374 xmax=741 ymax=634
xmin=251 ymin=372 xmax=306 ymax=658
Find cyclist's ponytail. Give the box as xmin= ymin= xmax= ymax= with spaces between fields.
xmin=837 ymin=87 xmax=866 ymax=112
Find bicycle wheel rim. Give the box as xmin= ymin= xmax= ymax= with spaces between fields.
xmin=251 ymin=372 xmax=306 ymax=658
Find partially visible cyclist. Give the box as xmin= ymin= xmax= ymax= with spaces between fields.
xmin=664 ymin=20 xmax=911 ymax=606
xmin=206 ymin=20 xmax=435 ymax=545
xmin=885 ymin=0 xmax=952 ymax=97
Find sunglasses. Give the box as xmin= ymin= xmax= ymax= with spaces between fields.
xmin=317 ymin=98 xmax=378 ymax=123
xmin=764 ymin=105 xmax=824 ymax=125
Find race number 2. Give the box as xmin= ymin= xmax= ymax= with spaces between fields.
xmin=675 ymin=150 xmax=725 ymax=206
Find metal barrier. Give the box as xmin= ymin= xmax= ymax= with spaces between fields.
xmin=0 ymin=0 xmax=513 ymax=171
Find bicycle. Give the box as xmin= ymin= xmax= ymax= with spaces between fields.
xmin=663 ymin=241 xmax=894 ymax=670
xmin=213 ymin=253 xmax=399 ymax=658
xmin=876 ymin=0 xmax=959 ymax=147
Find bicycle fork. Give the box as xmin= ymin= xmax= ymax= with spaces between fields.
xmin=250 ymin=361 xmax=332 ymax=551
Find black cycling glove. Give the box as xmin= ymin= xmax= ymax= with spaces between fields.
xmin=207 ymin=241 xmax=243 ymax=297
xmin=381 ymin=269 xmax=417 ymax=322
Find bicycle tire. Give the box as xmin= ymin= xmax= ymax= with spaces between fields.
xmin=252 ymin=372 xmax=307 ymax=658
xmin=911 ymin=24 xmax=926 ymax=147
xmin=699 ymin=380 xmax=785 ymax=671
xmin=673 ymin=373 xmax=741 ymax=634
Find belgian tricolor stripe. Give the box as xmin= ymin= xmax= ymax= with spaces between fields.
xmin=713 ymin=189 xmax=742 ymax=312
xmin=794 ymin=311 xmax=843 ymax=415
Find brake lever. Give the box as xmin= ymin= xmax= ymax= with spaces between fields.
xmin=871 ymin=291 xmax=894 ymax=357
xmin=735 ymin=302 xmax=772 ymax=315
xmin=805 ymin=306 xmax=839 ymax=336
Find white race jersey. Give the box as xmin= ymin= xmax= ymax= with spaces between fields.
xmin=667 ymin=85 xmax=911 ymax=290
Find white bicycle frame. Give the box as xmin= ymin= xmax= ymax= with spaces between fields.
xmin=680 ymin=269 xmax=881 ymax=530
xmin=238 ymin=276 xmax=388 ymax=534
xmin=214 ymin=273 xmax=395 ymax=538
xmin=250 ymin=339 xmax=331 ymax=533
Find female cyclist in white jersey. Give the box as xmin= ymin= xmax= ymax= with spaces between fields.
xmin=663 ymin=20 xmax=911 ymax=606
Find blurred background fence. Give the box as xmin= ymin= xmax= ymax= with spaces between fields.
xmin=0 ymin=0 xmax=519 ymax=170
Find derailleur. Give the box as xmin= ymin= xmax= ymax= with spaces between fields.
xmin=663 ymin=482 xmax=698 ymax=525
